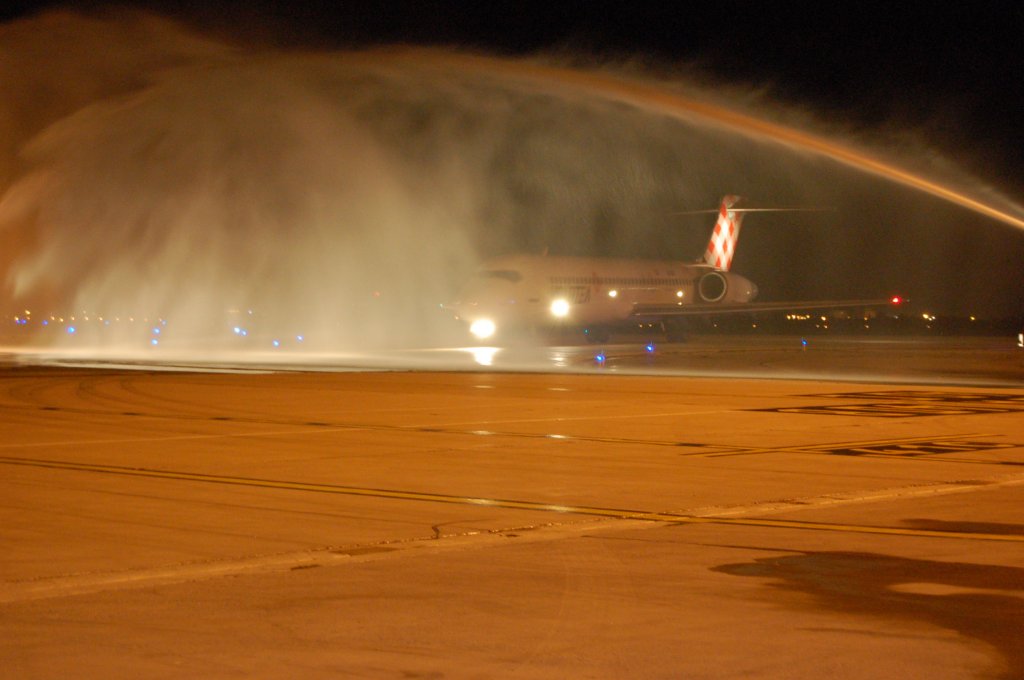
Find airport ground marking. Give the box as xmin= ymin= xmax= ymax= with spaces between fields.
xmin=807 ymin=390 xmax=1024 ymax=404
xmin=759 ymin=402 xmax=1022 ymax=417
xmin=788 ymin=433 xmax=1022 ymax=457
xmin=0 ymin=426 xmax=377 ymax=451
xmin=759 ymin=389 xmax=1024 ymax=418
xmin=3 ymin=400 xmax=735 ymax=451
xmin=3 ymin=455 xmax=1023 ymax=543
xmin=9 ymin=386 xmax=1024 ymax=457
xmin=703 ymin=433 xmax=1024 ymax=464
xmin=4 ymin=404 xmax=1021 ymax=466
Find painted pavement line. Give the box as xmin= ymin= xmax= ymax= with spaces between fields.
xmin=2 ymin=455 xmax=1022 ymax=543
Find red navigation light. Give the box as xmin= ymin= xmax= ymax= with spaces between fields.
xmin=890 ymin=295 xmax=903 ymax=305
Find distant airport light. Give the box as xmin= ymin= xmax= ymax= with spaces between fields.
xmin=67 ymin=326 xmax=76 ymax=334
xmin=645 ymin=343 xmax=655 ymax=353
xmin=608 ymin=289 xmax=618 ymax=298
xmin=595 ymin=352 xmax=606 ymax=363
xmin=151 ymin=339 xmax=159 ymax=346
xmin=676 ymin=290 xmax=684 ymax=298
xmin=272 ymin=340 xmax=280 ymax=348
xmin=890 ymin=295 xmax=903 ymax=305
xmin=550 ymin=298 xmax=571 ymax=318
xmin=470 ymin=318 xmax=497 ymax=340
xmin=296 ymin=335 xmax=304 ymax=342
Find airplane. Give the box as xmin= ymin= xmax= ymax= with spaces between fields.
xmin=447 ymin=195 xmax=897 ymax=342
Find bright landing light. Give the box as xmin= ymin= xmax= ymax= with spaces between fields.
xmin=469 ymin=318 xmax=497 ymax=340
xmin=550 ymin=298 xmax=571 ymax=318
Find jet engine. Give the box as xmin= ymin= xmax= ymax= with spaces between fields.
xmin=697 ymin=271 xmax=758 ymax=303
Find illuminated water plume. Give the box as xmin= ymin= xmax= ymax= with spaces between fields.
xmin=375 ymin=49 xmax=1024 ymax=232
xmin=1 ymin=11 xmax=1021 ymax=362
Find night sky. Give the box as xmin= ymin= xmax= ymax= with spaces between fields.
xmin=6 ymin=1 xmax=1021 ymax=184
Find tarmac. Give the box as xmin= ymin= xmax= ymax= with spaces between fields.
xmin=1 ymin=338 xmax=1022 ymax=678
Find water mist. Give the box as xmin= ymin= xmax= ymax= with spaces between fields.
xmin=1 ymin=10 xmax=1021 ymax=363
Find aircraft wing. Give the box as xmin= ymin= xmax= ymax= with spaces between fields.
xmin=631 ymin=299 xmax=896 ymax=317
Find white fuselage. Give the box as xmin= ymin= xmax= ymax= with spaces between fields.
xmin=450 ymin=254 xmax=758 ymax=338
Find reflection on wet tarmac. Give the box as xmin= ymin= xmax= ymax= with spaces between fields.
xmin=7 ymin=336 xmax=1022 ymax=386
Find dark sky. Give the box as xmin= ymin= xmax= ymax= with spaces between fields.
xmin=9 ymin=0 xmax=1017 ymax=185
xmin=4 ymin=0 xmax=1020 ymax=186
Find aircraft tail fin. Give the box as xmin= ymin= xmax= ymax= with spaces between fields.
xmin=702 ymin=195 xmax=744 ymax=271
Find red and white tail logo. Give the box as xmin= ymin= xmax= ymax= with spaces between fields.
xmin=702 ymin=195 xmax=744 ymax=271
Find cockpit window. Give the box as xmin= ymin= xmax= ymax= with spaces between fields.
xmin=477 ymin=270 xmax=522 ymax=283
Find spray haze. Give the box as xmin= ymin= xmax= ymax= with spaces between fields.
xmin=1 ymin=10 xmax=1022 ymax=360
